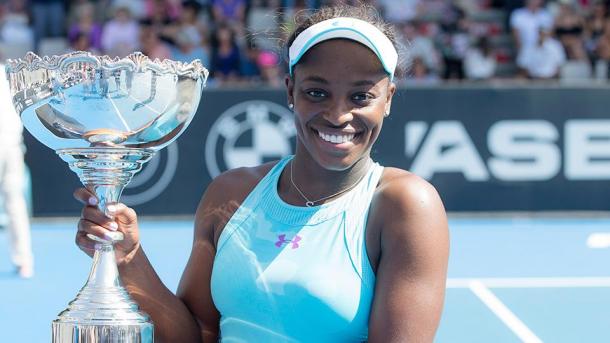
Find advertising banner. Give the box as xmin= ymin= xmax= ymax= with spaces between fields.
xmin=24 ymin=87 xmax=610 ymax=215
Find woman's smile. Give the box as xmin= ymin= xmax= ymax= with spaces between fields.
xmin=310 ymin=126 xmax=362 ymax=151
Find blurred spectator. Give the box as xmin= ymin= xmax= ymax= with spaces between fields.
xmin=69 ymin=32 xmax=101 ymax=54
xmin=553 ymin=0 xmax=587 ymax=60
xmin=584 ymin=0 xmax=607 ymax=64
xmin=68 ymin=2 xmax=103 ymax=53
xmin=101 ymin=6 xmax=140 ymax=57
xmin=247 ymin=0 xmax=281 ymax=51
xmin=464 ymin=36 xmax=497 ymax=80
xmin=257 ymin=50 xmax=282 ymax=87
xmin=141 ymin=23 xmax=172 ymax=60
xmin=0 ymin=0 xmax=604 ymax=85
xmin=0 ymin=0 xmax=33 ymax=50
xmin=210 ymin=23 xmax=241 ymax=83
xmin=170 ymin=25 xmax=210 ymax=65
xmin=31 ymin=0 xmax=65 ymax=52
xmin=211 ymin=0 xmax=247 ymax=25
xmin=437 ymin=4 xmax=470 ymax=80
xmin=0 ymin=63 xmax=34 ymax=279
xmin=282 ymin=0 xmax=320 ymax=11
xmin=240 ymin=40 xmax=261 ymax=82
xmin=420 ymin=0 xmax=458 ymax=20
xmin=376 ymin=0 xmax=422 ymax=24
xmin=281 ymin=0 xmax=311 ymax=36
xmin=67 ymin=0 xmax=94 ymax=26
xmin=180 ymin=1 xmax=208 ymax=37
xmin=144 ymin=0 xmax=181 ymax=42
xmin=145 ymin=0 xmax=182 ymax=21
xmin=321 ymin=0 xmax=363 ymax=6
xmin=455 ymin=0 xmax=488 ymax=16
xmin=510 ymin=0 xmax=553 ymax=52
xmin=400 ymin=21 xmax=441 ymax=74
xmin=517 ymin=27 xmax=566 ymax=78
xmin=112 ymin=0 xmax=147 ymax=20
xmin=594 ymin=19 xmax=610 ymax=77
xmin=404 ymin=56 xmax=441 ymax=85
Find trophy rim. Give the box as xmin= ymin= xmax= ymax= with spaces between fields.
xmin=5 ymin=50 xmax=209 ymax=81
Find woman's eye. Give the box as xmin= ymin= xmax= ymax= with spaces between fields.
xmin=306 ymin=90 xmax=327 ymax=98
xmin=352 ymin=93 xmax=374 ymax=102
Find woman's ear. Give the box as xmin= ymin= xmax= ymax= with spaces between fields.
xmin=285 ymin=74 xmax=295 ymax=106
xmin=384 ymin=81 xmax=396 ymax=116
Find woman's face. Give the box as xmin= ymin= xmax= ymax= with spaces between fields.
xmin=217 ymin=27 xmax=232 ymax=42
xmin=286 ymin=39 xmax=396 ymax=171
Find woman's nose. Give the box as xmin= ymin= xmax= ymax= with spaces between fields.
xmin=324 ymin=101 xmax=353 ymax=126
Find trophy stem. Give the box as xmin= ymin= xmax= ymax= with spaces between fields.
xmin=57 ymin=147 xmax=155 ymax=218
xmin=88 ymin=242 xmax=121 ymax=289
xmin=52 ymin=148 xmax=155 ymax=343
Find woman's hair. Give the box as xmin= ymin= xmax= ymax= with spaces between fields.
xmin=282 ymin=3 xmax=408 ymax=78
xmin=210 ymin=23 xmax=237 ymax=49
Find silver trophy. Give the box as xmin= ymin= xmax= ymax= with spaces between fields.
xmin=5 ymin=51 xmax=208 ymax=342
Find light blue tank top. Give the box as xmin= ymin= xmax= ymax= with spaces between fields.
xmin=210 ymin=156 xmax=384 ymax=342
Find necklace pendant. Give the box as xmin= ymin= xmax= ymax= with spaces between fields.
xmin=306 ymin=201 xmax=315 ymax=207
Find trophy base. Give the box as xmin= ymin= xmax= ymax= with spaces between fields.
xmin=50 ymin=237 xmax=155 ymax=343
xmin=52 ymin=321 xmax=153 ymax=343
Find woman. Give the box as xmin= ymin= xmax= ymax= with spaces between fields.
xmin=584 ymin=1 xmax=608 ymax=64
xmin=74 ymin=4 xmax=449 ymax=342
xmin=67 ymin=2 xmax=103 ymax=53
xmin=210 ymin=23 xmax=242 ymax=84
xmin=553 ymin=1 xmax=587 ymax=60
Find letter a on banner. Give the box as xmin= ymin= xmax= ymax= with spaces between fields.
xmin=409 ymin=121 xmax=490 ymax=181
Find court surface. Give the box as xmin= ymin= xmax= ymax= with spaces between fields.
xmin=1 ymin=217 xmax=609 ymax=342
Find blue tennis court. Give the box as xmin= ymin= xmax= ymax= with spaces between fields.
xmin=1 ymin=217 xmax=609 ymax=342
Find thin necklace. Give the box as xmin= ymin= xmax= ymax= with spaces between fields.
xmin=289 ymin=160 xmax=369 ymax=207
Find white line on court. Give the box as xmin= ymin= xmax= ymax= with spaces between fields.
xmin=469 ymin=280 xmax=543 ymax=343
xmin=447 ymin=277 xmax=610 ymax=288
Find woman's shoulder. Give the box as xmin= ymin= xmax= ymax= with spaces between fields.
xmin=206 ymin=161 xmax=279 ymax=205
xmin=375 ymin=167 xmax=445 ymax=217
xmin=366 ymin=167 xmax=448 ymax=271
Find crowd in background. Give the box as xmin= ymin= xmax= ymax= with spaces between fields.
xmin=0 ymin=0 xmax=609 ymax=86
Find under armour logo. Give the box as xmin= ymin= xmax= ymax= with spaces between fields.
xmin=275 ymin=234 xmax=302 ymax=249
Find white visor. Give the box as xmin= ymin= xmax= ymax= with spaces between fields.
xmin=288 ymin=17 xmax=398 ymax=80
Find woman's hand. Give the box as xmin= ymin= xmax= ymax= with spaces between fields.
xmin=73 ymin=188 xmax=141 ymax=266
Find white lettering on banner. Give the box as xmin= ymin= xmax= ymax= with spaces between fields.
xmin=488 ymin=121 xmax=560 ymax=181
xmin=405 ymin=121 xmax=428 ymax=157
xmin=565 ymin=120 xmax=610 ymax=180
xmin=408 ymin=121 xmax=490 ymax=181
xmin=405 ymin=119 xmax=610 ymax=181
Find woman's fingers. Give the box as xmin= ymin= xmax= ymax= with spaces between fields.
xmin=77 ymin=218 xmax=116 ymax=241
xmin=81 ymin=205 xmax=119 ymax=231
xmin=73 ymin=188 xmax=98 ymax=206
xmin=107 ymin=203 xmax=138 ymax=227
xmin=75 ymin=231 xmax=97 ymax=256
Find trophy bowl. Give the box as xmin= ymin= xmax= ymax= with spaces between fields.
xmin=5 ymin=51 xmax=208 ymax=342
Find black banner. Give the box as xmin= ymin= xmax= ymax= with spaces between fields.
xmin=24 ymin=87 xmax=610 ymax=216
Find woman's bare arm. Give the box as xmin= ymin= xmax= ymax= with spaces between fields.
xmin=368 ymin=173 xmax=449 ymax=342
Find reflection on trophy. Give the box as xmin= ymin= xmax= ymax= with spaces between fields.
xmin=5 ymin=51 xmax=208 ymax=342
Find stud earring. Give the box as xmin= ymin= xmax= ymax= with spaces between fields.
xmin=384 ymin=110 xmax=390 ymax=117
xmin=288 ymin=103 xmax=294 ymax=110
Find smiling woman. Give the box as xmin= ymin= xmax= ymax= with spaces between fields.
xmin=73 ymin=3 xmax=449 ymax=343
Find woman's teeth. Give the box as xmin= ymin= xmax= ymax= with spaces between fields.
xmin=318 ymin=131 xmax=355 ymax=144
